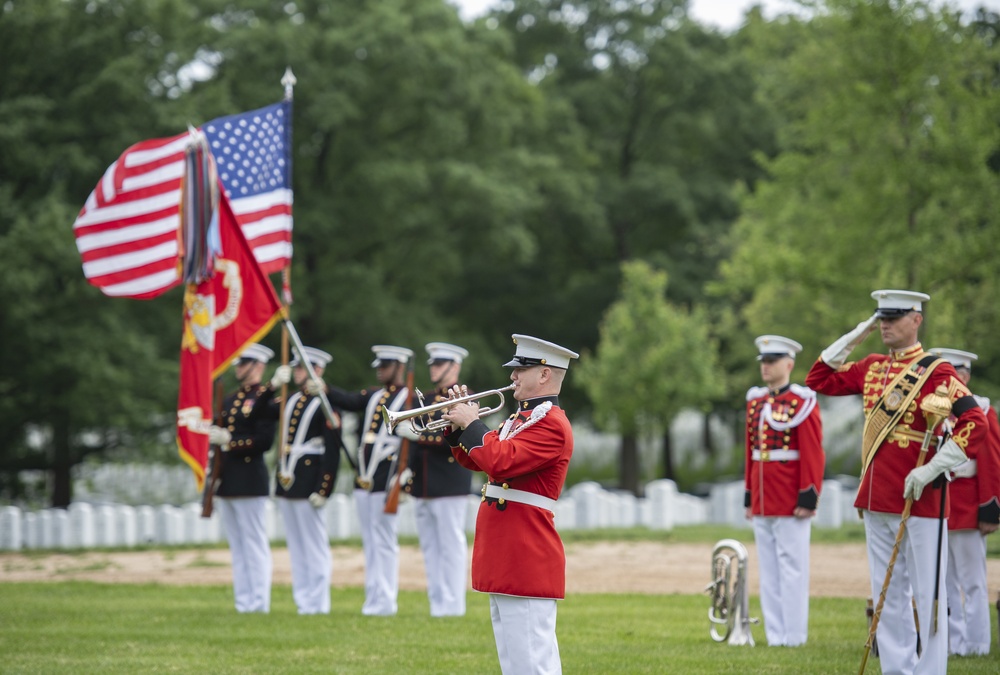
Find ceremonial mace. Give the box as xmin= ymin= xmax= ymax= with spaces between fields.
xmin=858 ymin=385 xmax=952 ymax=675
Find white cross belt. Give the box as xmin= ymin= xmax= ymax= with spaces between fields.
xmin=483 ymin=484 xmax=556 ymax=512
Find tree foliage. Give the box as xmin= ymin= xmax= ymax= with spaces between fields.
xmin=576 ymin=260 xmax=723 ymax=493
xmin=715 ymin=0 xmax=1000 ymax=401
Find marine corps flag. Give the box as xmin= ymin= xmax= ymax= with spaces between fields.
xmin=176 ymin=188 xmax=283 ymax=489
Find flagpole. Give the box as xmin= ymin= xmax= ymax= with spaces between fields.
xmin=276 ymin=67 xmax=295 ymax=467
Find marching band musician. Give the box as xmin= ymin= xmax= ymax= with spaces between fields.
xmin=744 ymin=335 xmax=825 ymax=647
xmin=322 ymin=345 xmax=414 ymax=616
xmin=928 ymin=348 xmax=1000 ymax=656
xmin=806 ymin=290 xmax=987 ymax=675
xmin=399 ymin=342 xmax=474 ymax=617
xmin=442 ymin=334 xmax=578 ymax=675
xmin=257 ymin=346 xmax=341 ymax=615
xmin=207 ymin=343 xmax=277 ymax=614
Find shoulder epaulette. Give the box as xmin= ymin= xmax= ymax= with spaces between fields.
xmin=746 ymin=386 xmax=768 ymax=402
xmin=789 ymin=383 xmax=817 ymax=400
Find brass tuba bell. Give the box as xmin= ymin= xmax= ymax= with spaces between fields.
xmin=704 ymin=538 xmax=758 ymax=646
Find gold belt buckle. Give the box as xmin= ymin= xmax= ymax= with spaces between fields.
xmin=761 ymin=450 xmax=770 ymax=462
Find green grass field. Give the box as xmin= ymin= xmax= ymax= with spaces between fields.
xmin=1 ymin=525 xmax=998 ymax=673
xmin=1 ymin=584 xmax=998 ymax=673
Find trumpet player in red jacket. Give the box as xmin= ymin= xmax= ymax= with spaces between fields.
xmin=442 ymin=334 xmax=578 ymax=675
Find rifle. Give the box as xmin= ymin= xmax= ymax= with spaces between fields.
xmin=200 ymin=378 xmax=226 ymax=518
xmin=384 ymin=361 xmax=416 ymax=514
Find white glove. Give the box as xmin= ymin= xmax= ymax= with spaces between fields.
xmin=308 ymin=492 xmax=327 ymax=508
xmin=398 ymin=467 xmax=413 ymax=488
xmin=820 ymin=313 xmax=879 ymax=369
xmin=394 ymin=423 xmax=421 ymax=441
xmin=304 ymin=378 xmax=326 ymax=395
xmin=208 ymin=426 xmax=232 ymax=447
xmin=270 ymin=365 xmax=292 ymax=389
xmin=904 ymin=438 xmax=968 ymax=501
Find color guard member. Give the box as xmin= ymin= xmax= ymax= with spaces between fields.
xmin=928 ymin=348 xmax=1000 ymax=656
xmin=208 ymin=343 xmax=277 ymax=613
xmin=400 ymin=342 xmax=474 ymax=617
xmin=442 ymin=334 xmax=578 ymax=675
xmin=323 ymin=345 xmax=413 ymax=616
xmin=259 ymin=346 xmax=341 ymax=615
xmin=745 ymin=335 xmax=824 ymax=646
xmin=806 ymin=290 xmax=987 ymax=675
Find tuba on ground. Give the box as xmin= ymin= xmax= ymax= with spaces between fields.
xmin=704 ymin=538 xmax=757 ymax=646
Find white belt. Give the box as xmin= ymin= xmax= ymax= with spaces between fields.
xmin=483 ymin=484 xmax=556 ymax=512
xmin=951 ymin=460 xmax=978 ymax=479
xmin=751 ymin=449 xmax=800 ymax=462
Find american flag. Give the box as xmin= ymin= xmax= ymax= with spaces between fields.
xmin=73 ymin=101 xmax=293 ymax=299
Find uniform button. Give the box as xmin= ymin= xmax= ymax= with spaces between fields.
xmin=502 ymin=482 xmax=509 ymax=489
xmin=305 ymin=459 xmax=312 ymax=466
xmin=448 ymin=457 xmax=455 ymax=463
xmin=244 ymin=457 xmax=251 ymax=463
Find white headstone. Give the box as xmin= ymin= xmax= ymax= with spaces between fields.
xmin=116 ymin=505 xmax=138 ymax=547
xmin=69 ymin=502 xmax=96 ymax=548
xmin=136 ymin=505 xmax=157 ymax=544
xmin=326 ymin=494 xmax=353 ymax=540
xmin=38 ymin=509 xmax=54 ymax=549
xmin=154 ymin=504 xmax=183 ymax=545
xmin=0 ymin=506 xmax=23 ymax=550
xmin=94 ymin=504 xmax=118 ymax=547
xmin=647 ymin=479 xmax=679 ymax=530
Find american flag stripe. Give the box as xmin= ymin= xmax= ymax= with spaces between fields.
xmin=74 ymin=101 xmax=293 ymax=298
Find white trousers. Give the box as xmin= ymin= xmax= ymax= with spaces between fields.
xmin=946 ymin=529 xmax=991 ymax=655
xmin=864 ymin=511 xmax=949 ymax=675
xmin=355 ymin=489 xmax=399 ymax=616
xmin=752 ymin=515 xmax=812 ymax=646
xmin=277 ymin=498 xmax=331 ymax=615
xmin=415 ymin=496 xmax=469 ymax=617
xmin=489 ymin=594 xmax=561 ymax=675
xmin=217 ymin=497 xmax=271 ymax=613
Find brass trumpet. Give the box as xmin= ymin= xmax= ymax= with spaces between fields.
xmin=382 ymin=384 xmax=515 ymax=434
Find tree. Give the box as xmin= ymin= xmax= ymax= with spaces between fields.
xmin=576 ymin=260 xmax=724 ymax=494
xmin=715 ymin=0 xmax=1000 ymax=400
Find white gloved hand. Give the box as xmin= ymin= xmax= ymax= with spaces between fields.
xmin=398 ymin=467 xmax=413 ymax=488
xmin=270 ymin=365 xmax=292 ymax=389
xmin=820 ymin=313 xmax=879 ymax=369
xmin=904 ymin=438 xmax=968 ymax=501
xmin=208 ymin=426 xmax=232 ymax=447
xmin=308 ymin=492 xmax=328 ymax=509
xmin=394 ymin=422 xmax=421 ymax=441
xmin=304 ymin=378 xmax=326 ymax=396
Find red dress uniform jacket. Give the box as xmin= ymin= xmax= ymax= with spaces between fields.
xmin=805 ymin=343 xmax=987 ymax=518
xmin=948 ymin=398 xmax=1000 ymax=531
xmin=448 ymin=396 xmax=571 ymax=599
xmin=744 ymin=383 xmax=825 ymax=516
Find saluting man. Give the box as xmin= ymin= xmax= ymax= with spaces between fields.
xmin=208 ymin=343 xmax=277 ymax=614
xmin=744 ymin=335 xmax=825 ymax=647
xmin=442 ymin=334 xmax=578 ymax=675
xmin=257 ymin=346 xmax=341 ymax=615
xmin=399 ymin=342 xmax=474 ymax=617
xmin=323 ymin=345 xmax=413 ymax=616
xmin=928 ymin=348 xmax=1000 ymax=656
xmin=806 ymin=289 xmax=987 ymax=674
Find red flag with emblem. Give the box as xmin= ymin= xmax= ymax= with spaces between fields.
xmin=176 ymin=190 xmax=283 ymax=489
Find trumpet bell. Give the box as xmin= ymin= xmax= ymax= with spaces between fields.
xmin=382 ymin=384 xmax=515 ymax=434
